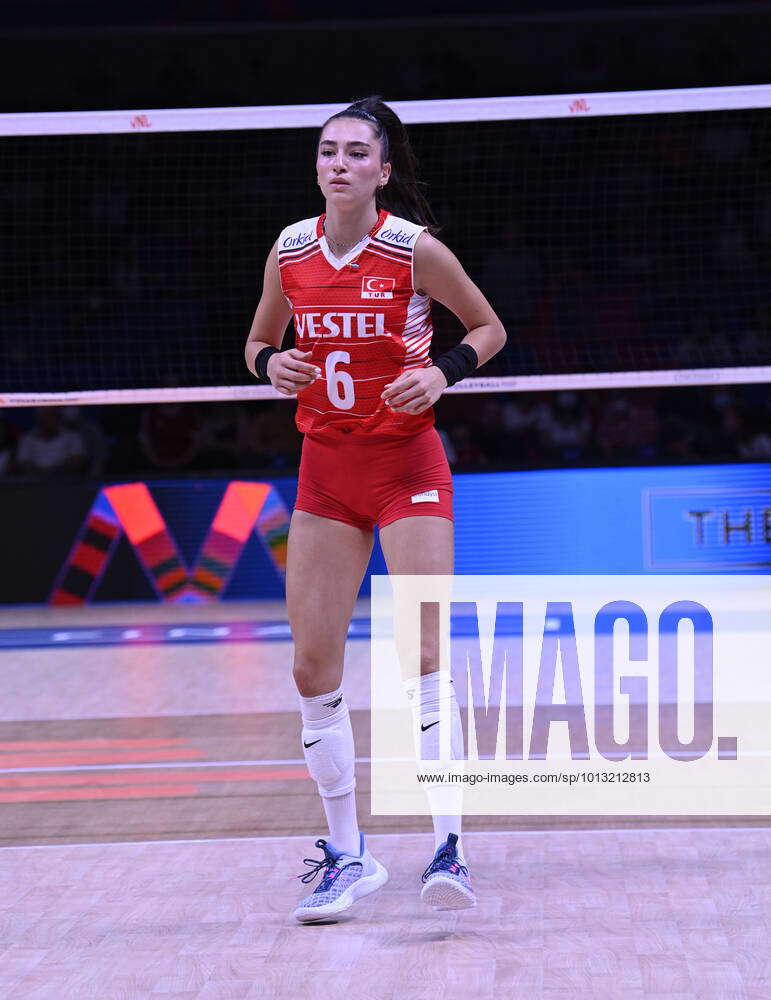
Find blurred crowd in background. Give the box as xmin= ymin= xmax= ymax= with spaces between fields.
xmin=2 ymin=382 xmax=770 ymax=482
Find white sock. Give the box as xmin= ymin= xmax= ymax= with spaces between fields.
xmin=299 ymin=685 xmax=360 ymax=857
xmin=404 ymin=671 xmax=466 ymax=862
xmin=321 ymin=790 xmax=360 ymax=857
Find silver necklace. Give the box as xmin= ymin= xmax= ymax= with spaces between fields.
xmin=323 ymin=223 xmax=367 ymax=258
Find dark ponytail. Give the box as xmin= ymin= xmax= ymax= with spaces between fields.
xmin=320 ymin=96 xmax=440 ymax=235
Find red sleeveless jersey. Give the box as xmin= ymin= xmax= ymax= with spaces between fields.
xmin=277 ymin=209 xmax=435 ymax=439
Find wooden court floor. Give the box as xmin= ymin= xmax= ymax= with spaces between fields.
xmin=0 ymin=601 xmax=768 ymax=999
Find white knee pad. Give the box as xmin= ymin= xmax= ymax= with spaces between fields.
xmin=301 ymin=704 xmax=356 ymax=798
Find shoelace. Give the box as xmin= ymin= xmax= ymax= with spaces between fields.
xmin=297 ymin=838 xmax=342 ymax=887
xmin=421 ymin=846 xmax=469 ymax=883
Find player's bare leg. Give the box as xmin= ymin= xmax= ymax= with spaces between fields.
xmin=286 ymin=510 xmax=388 ymax=921
xmin=379 ymin=515 xmax=475 ymax=909
xmin=287 ymin=509 xmax=372 ymax=698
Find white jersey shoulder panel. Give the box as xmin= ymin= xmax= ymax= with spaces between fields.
xmin=277 ymin=216 xmax=320 ymax=257
xmin=372 ymin=214 xmax=426 ymax=252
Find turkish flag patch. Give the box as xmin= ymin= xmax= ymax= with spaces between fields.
xmin=361 ymin=276 xmax=395 ymax=299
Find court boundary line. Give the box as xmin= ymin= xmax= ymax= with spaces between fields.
xmin=0 ymin=825 xmax=767 ymax=852
xmin=2 ymin=749 xmax=770 ymax=776
xmin=0 ymin=758 xmax=316 ymax=775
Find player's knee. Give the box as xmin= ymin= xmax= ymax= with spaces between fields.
xmin=292 ymin=650 xmax=341 ymax=696
xmin=419 ymin=629 xmax=442 ymax=671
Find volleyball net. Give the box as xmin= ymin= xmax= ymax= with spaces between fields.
xmin=2 ymin=85 xmax=771 ymax=406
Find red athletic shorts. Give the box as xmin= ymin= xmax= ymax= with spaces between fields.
xmin=295 ymin=426 xmax=453 ymax=531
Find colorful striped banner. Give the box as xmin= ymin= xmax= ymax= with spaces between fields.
xmin=50 ymin=481 xmax=289 ymax=605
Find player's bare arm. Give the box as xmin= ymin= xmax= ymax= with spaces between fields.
xmin=381 ymin=232 xmax=507 ymax=414
xmin=244 ymin=238 xmax=321 ymax=395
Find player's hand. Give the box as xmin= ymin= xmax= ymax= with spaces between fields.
xmin=381 ymin=366 xmax=448 ymax=414
xmin=267 ymin=349 xmax=321 ymax=396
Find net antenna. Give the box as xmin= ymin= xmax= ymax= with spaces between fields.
xmin=2 ymin=85 xmax=770 ymax=406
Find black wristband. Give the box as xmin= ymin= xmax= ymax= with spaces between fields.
xmin=255 ymin=346 xmax=279 ymax=384
xmin=433 ymin=343 xmax=478 ymax=387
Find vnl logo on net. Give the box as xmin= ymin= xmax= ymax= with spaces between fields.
xmin=370 ymin=575 xmax=771 ymax=817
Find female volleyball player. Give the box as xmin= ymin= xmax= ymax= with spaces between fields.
xmin=245 ymin=97 xmax=506 ymax=922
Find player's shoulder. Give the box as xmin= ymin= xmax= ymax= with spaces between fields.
xmin=276 ymin=216 xmax=321 ymax=259
xmin=412 ymin=229 xmax=455 ymax=268
xmin=372 ymin=212 xmax=427 ymax=254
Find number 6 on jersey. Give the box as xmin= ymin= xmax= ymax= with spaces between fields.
xmin=325 ymin=351 xmax=355 ymax=410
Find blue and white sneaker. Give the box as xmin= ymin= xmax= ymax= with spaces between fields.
xmin=420 ymin=833 xmax=476 ymax=909
xmin=293 ymin=833 xmax=388 ymax=923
